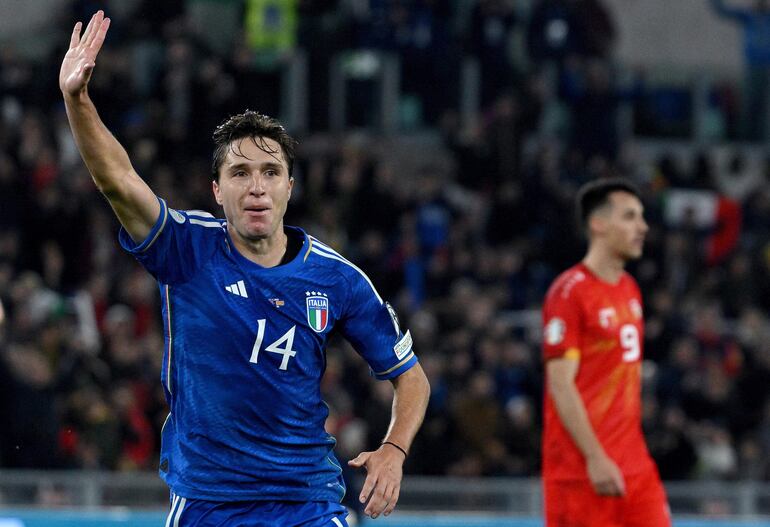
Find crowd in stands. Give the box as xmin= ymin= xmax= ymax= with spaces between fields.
xmin=3 ymin=0 xmax=770 ymax=498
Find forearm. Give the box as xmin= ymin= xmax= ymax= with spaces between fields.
xmin=549 ymin=380 xmax=606 ymax=461
xmin=63 ymin=91 xmax=135 ymax=196
xmin=384 ymin=364 xmax=430 ymax=452
xmin=63 ymin=90 xmax=158 ymax=240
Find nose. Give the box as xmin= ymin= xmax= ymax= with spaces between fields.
xmin=248 ymin=173 xmax=265 ymax=195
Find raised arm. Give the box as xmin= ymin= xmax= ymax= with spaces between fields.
xmin=547 ymin=357 xmax=626 ymax=496
xmin=348 ymin=363 xmax=430 ymax=519
xmin=59 ymin=11 xmax=159 ymax=242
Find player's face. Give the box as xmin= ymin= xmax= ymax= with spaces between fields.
xmin=212 ymin=136 xmax=293 ymax=242
xmin=600 ymin=191 xmax=648 ymax=261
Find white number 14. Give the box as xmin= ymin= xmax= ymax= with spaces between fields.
xmin=249 ymin=319 xmax=297 ymax=371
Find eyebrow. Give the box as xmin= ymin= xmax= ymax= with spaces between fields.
xmin=226 ymin=161 xmax=284 ymax=171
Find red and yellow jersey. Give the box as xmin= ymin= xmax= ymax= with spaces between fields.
xmin=541 ymin=263 xmax=654 ymax=481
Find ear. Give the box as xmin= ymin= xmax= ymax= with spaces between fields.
xmin=588 ymin=213 xmax=608 ymax=236
xmin=212 ymin=180 xmax=223 ymax=205
xmin=288 ymin=176 xmax=294 ymax=200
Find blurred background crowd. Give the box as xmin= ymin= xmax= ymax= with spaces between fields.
xmin=2 ymin=0 xmax=770 ymax=492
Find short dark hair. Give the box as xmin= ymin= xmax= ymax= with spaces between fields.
xmin=211 ymin=110 xmax=297 ymax=180
xmin=577 ymin=178 xmax=642 ymax=229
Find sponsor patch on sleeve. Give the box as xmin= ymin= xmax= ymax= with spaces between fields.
xmin=393 ymin=330 xmax=413 ymax=360
xmin=169 ymin=209 xmax=186 ymax=224
xmin=544 ymin=317 xmax=566 ymax=346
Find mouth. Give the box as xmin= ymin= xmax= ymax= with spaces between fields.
xmin=244 ymin=206 xmax=270 ymax=217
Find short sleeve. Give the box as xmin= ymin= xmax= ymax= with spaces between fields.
xmin=542 ymin=283 xmax=584 ymax=361
xmin=118 ymin=197 xmax=223 ymax=285
xmin=338 ymin=270 xmax=417 ymax=380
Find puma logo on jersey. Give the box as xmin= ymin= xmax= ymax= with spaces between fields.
xmin=225 ymin=280 xmax=248 ymax=298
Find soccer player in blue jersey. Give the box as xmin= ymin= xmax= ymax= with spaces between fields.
xmin=60 ymin=11 xmax=430 ymax=526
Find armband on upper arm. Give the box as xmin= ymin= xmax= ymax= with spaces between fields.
xmin=563 ymin=347 xmax=581 ymax=361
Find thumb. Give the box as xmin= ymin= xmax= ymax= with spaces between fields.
xmin=348 ymin=451 xmax=369 ymax=467
xmin=612 ymin=466 xmax=626 ymax=495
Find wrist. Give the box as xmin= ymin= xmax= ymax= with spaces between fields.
xmin=381 ymin=440 xmax=408 ymax=459
xmin=63 ymin=89 xmax=90 ymax=104
xmin=585 ymin=448 xmax=608 ymax=463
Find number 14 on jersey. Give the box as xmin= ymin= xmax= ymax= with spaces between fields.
xmin=249 ymin=319 xmax=298 ymax=371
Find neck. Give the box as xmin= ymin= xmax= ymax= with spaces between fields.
xmin=582 ymin=244 xmax=626 ymax=285
xmin=229 ymin=224 xmax=288 ymax=268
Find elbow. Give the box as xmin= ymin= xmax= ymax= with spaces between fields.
xmin=409 ymin=365 xmax=431 ymax=406
xmin=96 ymin=169 xmax=140 ymax=200
xmin=401 ymin=363 xmax=431 ymax=406
xmin=416 ymin=363 xmax=431 ymax=399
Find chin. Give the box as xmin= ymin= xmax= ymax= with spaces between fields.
xmin=233 ymin=224 xmax=268 ymax=241
xmin=240 ymin=220 xmax=269 ymax=236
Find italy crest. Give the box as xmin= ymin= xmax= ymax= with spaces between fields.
xmin=306 ymin=292 xmax=329 ymax=332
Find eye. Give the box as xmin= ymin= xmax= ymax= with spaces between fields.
xmin=233 ymin=170 xmax=247 ymax=177
xmin=265 ymin=169 xmax=279 ymax=177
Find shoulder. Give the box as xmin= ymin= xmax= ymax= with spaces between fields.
xmin=620 ymin=272 xmax=642 ymax=295
xmin=170 ymin=208 xmax=227 ymax=230
xmin=545 ymin=265 xmax=590 ymax=304
xmin=170 ymin=207 xmax=227 ymax=243
xmin=304 ymin=235 xmax=384 ymax=303
xmin=303 ymin=235 xmax=351 ymax=270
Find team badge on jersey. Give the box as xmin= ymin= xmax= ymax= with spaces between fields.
xmin=544 ymin=317 xmax=566 ymax=345
xmin=306 ymin=291 xmax=329 ymax=332
xmin=599 ymin=307 xmax=617 ymax=328
xmin=629 ymin=298 xmax=643 ymax=319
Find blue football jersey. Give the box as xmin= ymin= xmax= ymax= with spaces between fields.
xmin=119 ymin=197 xmax=418 ymax=502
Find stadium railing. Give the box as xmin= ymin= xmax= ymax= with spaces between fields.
xmin=1 ymin=471 xmax=770 ymax=517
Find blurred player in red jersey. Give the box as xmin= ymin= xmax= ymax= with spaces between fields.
xmin=541 ymin=179 xmax=671 ymax=527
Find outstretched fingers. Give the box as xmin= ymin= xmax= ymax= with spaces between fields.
xmin=81 ymin=11 xmax=104 ymax=49
xmin=382 ymin=484 xmax=400 ymax=516
xmin=79 ymin=12 xmax=99 ymax=48
xmin=88 ymin=16 xmax=110 ymax=57
xmin=69 ymin=21 xmax=82 ymax=49
xmin=359 ymin=472 xmax=378 ymax=505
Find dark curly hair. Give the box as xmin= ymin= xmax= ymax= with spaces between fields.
xmin=211 ymin=110 xmax=297 ymax=180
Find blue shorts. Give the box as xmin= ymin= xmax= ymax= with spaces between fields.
xmin=165 ymin=493 xmax=350 ymax=527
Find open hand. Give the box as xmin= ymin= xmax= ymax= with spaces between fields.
xmin=348 ymin=444 xmax=405 ymax=519
xmin=59 ymin=10 xmax=111 ymax=97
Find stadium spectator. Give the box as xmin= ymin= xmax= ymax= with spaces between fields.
xmin=710 ymin=0 xmax=770 ymax=140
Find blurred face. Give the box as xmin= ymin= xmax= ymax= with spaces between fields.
xmin=212 ymin=136 xmax=293 ymax=243
xmin=591 ymin=191 xmax=648 ymax=261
